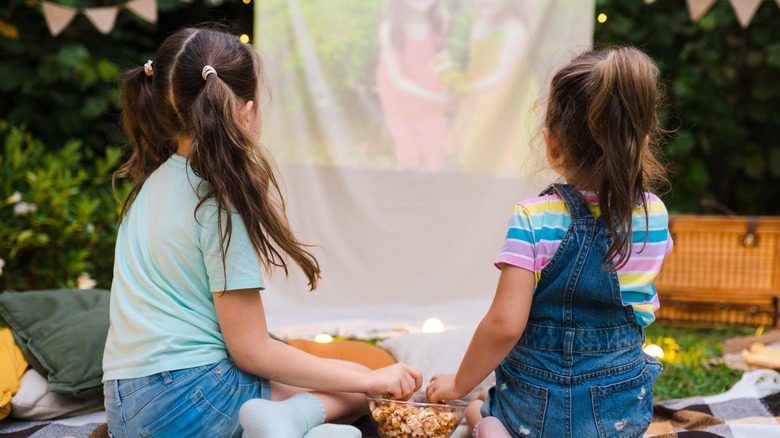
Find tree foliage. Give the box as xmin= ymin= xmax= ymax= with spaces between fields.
xmin=0 ymin=0 xmax=186 ymax=155
xmin=595 ymin=0 xmax=780 ymax=214
xmin=0 ymin=122 xmax=128 ymax=291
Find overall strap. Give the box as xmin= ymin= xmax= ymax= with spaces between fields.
xmin=541 ymin=184 xmax=593 ymax=221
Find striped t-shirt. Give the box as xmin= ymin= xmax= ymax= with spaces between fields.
xmin=495 ymin=191 xmax=673 ymax=326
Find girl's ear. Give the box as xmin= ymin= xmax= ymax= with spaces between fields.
xmin=543 ymin=128 xmax=560 ymax=160
xmin=544 ymin=127 xmax=565 ymax=174
xmin=239 ymin=100 xmax=254 ymax=126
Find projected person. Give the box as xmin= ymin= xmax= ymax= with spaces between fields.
xmin=452 ymin=0 xmax=537 ymax=176
xmin=376 ymin=0 xmax=450 ymax=171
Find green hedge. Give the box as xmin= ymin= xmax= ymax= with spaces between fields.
xmin=0 ymin=122 xmax=128 ymax=291
xmin=594 ymin=0 xmax=780 ymax=214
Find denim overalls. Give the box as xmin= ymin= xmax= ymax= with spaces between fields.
xmin=482 ymin=184 xmax=662 ymax=438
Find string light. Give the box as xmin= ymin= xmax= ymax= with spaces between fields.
xmin=643 ymin=343 xmax=664 ymax=359
xmin=422 ymin=318 xmax=444 ymax=333
xmin=597 ymin=13 xmax=608 ymax=23
xmin=242 ymin=0 xmax=251 ymax=4
xmin=314 ymin=333 xmax=333 ymax=343
xmin=239 ymin=34 xmax=250 ymax=44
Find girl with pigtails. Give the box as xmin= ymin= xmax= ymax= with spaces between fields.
xmin=427 ymin=47 xmax=674 ymax=437
xmin=102 ymin=27 xmax=421 ymax=438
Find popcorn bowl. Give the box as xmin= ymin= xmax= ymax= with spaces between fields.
xmin=366 ymin=394 xmax=467 ymax=438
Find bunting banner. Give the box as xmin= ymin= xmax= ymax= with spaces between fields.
xmin=682 ymin=0 xmax=777 ymax=26
xmin=41 ymin=2 xmax=77 ymax=37
xmin=686 ymin=0 xmax=717 ymax=21
xmin=41 ymin=0 xmax=159 ymax=37
xmin=126 ymin=0 xmax=157 ymax=24
xmin=83 ymin=6 xmax=119 ymax=34
xmin=729 ymin=0 xmax=764 ymax=27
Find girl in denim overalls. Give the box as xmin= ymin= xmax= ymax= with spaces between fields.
xmin=427 ymin=47 xmax=673 ymax=438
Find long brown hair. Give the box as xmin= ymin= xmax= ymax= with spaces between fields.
xmin=544 ymin=47 xmax=668 ymax=269
xmin=114 ymin=27 xmax=321 ymax=290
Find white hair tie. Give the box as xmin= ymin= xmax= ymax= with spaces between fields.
xmin=202 ymin=65 xmax=217 ymax=81
xmin=144 ymin=60 xmax=153 ymax=77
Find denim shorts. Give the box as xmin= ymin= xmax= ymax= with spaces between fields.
xmin=104 ymin=357 xmax=271 ymax=438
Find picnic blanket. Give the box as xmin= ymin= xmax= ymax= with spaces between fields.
xmin=645 ymin=369 xmax=780 ymax=437
xmin=3 ymin=370 xmax=780 ymax=438
xmin=0 ymin=412 xmax=106 ymax=438
xmin=0 ymin=412 xmax=379 ymax=438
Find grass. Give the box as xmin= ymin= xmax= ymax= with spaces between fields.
xmin=645 ymin=323 xmax=759 ymax=400
xmin=339 ymin=323 xmax=762 ymax=402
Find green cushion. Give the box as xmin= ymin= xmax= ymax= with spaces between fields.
xmin=0 ymin=289 xmax=109 ymax=399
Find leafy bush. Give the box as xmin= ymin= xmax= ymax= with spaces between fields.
xmin=0 ymin=122 xmax=128 ymax=291
xmin=0 ymin=0 xmax=191 ymax=156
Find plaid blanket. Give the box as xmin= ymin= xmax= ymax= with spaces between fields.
xmin=0 ymin=420 xmax=105 ymax=438
xmin=646 ymin=369 xmax=780 ymax=437
xmin=0 ymin=416 xmax=379 ymax=438
xmin=2 ymin=371 xmax=779 ymax=438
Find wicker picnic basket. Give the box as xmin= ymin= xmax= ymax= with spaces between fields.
xmin=655 ymin=215 xmax=780 ymax=326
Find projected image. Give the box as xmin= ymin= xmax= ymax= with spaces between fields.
xmin=258 ymin=0 xmax=583 ymax=176
xmin=376 ymin=0 xmax=450 ymax=172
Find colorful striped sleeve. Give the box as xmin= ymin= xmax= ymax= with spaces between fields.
xmin=494 ymin=203 xmax=536 ymax=273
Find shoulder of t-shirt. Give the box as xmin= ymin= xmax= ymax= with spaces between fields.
xmin=640 ymin=192 xmax=669 ymax=216
xmin=516 ymin=193 xmax=567 ymax=216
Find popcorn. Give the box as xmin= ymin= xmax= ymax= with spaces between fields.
xmin=369 ymin=398 xmax=461 ymax=438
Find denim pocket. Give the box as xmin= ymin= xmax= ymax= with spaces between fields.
xmin=493 ymin=365 xmax=549 ymax=438
xmin=591 ymin=367 xmax=654 ymax=438
xmin=139 ymin=389 xmax=230 ymax=438
xmin=209 ymin=358 xmax=260 ymax=392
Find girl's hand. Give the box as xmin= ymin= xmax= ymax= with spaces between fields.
xmin=366 ymin=363 xmax=422 ymax=401
xmin=426 ymin=373 xmax=468 ymax=403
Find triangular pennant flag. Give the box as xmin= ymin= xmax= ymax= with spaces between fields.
xmin=41 ymin=2 xmax=77 ymax=37
xmin=686 ymin=0 xmax=717 ymax=21
xmin=126 ymin=0 xmax=157 ymax=24
xmin=729 ymin=0 xmax=763 ymax=28
xmin=83 ymin=6 xmax=120 ymax=34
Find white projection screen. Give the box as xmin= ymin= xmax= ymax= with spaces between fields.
xmin=254 ymin=0 xmax=594 ymax=335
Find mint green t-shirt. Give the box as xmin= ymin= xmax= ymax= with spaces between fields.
xmin=102 ymin=154 xmax=264 ymax=381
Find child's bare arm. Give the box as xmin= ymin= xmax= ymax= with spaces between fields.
xmin=214 ymin=288 xmax=422 ymax=399
xmin=427 ymin=265 xmax=533 ymax=401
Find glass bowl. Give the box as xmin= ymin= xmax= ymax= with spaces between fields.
xmin=366 ymin=394 xmax=467 ymax=438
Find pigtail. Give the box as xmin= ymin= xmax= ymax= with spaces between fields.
xmin=114 ymin=66 xmax=176 ymax=220
xmin=186 ymin=45 xmax=320 ymax=290
xmin=115 ymin=27 xmax=321 ymax=290
xmin=545 ymin=47 xmax=668 ymax=270
xmin=586 ymin=48 xmax=662 ymax=269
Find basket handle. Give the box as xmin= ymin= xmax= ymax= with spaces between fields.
xmin=690 ymin=200 xmax=760 ymax=248
xmin=699 ymin=199 xmax=737 ymax=216
xmin=741 ymin=216 xmax=760 ymax=248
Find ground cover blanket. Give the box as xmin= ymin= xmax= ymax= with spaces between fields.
xmin=3 ymin=371 xmax=780 ymax=437
xmin=0 ymin=413 xmax=379 ymax=438
xmin=0 ymin=411 xmax=106 ymax=438
xmin=645 ymin=369 xmax=780 ymax=437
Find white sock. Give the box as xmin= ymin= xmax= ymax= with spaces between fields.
xmin=303 ymin=423 xmax=362 ymax=438
xmin=240 ymin=392 xmax=325 ymax=438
